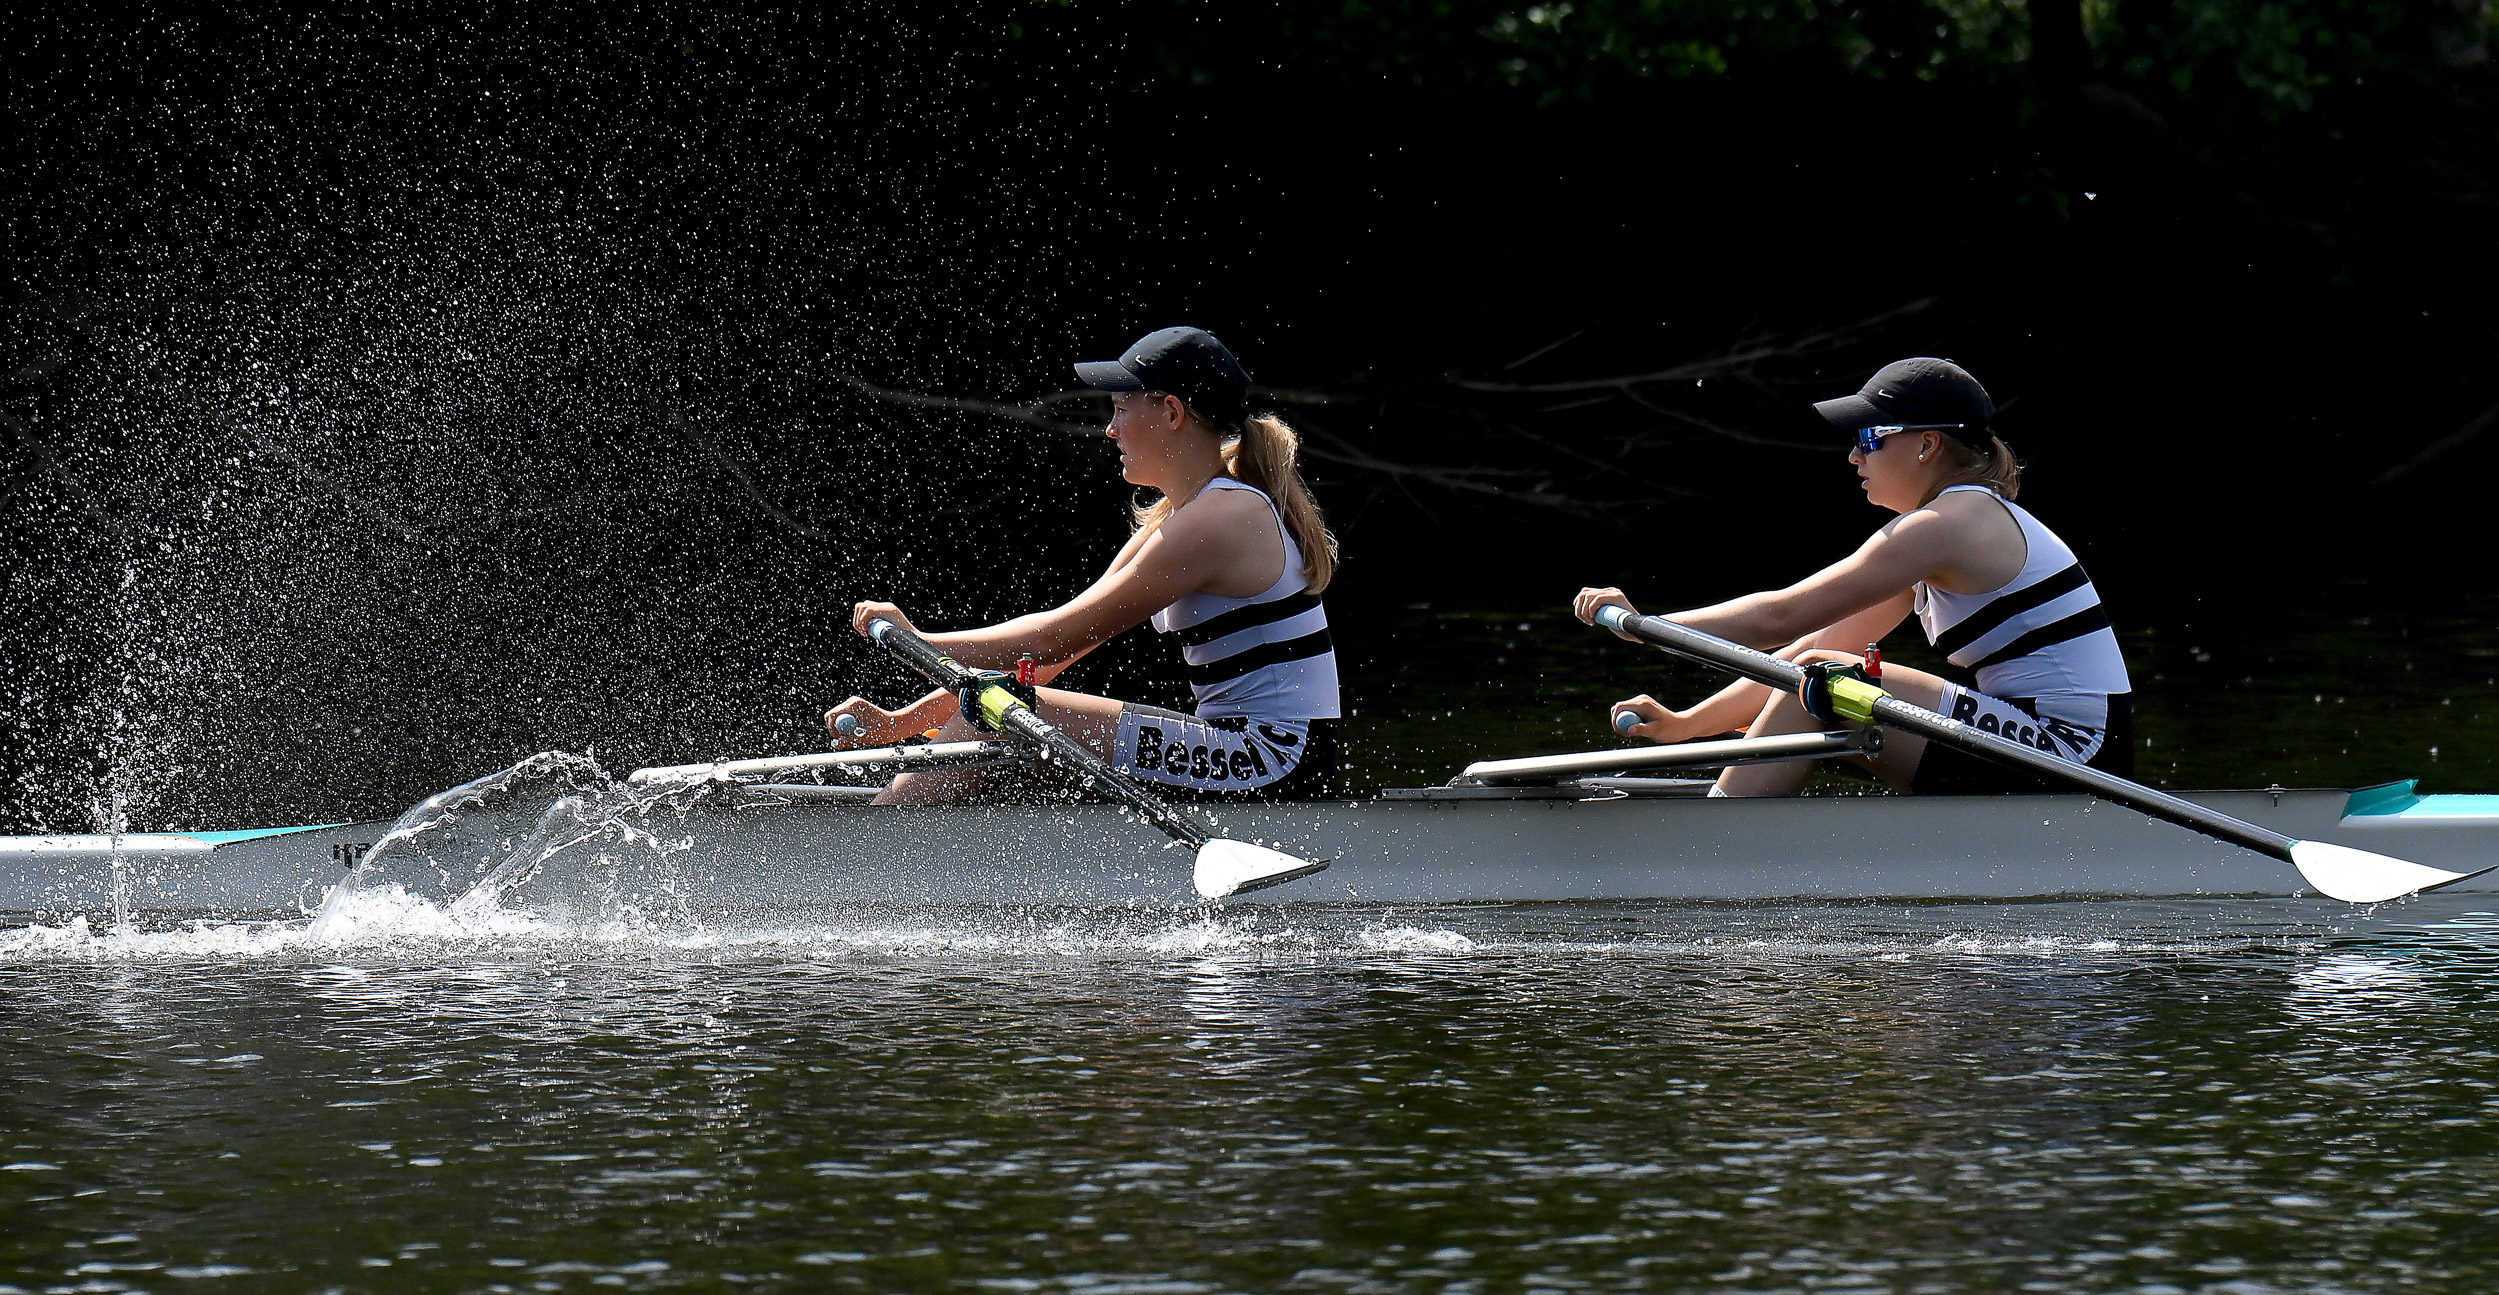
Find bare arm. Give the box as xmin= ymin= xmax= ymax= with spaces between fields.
xmin=1607 ymin=592 xmax=1915 ymax=743
xmin=1619 ymin=675 xmax=1776 ymax=742
xmin=1670 ymin=516 xmax=1959 ymax=647
xmin=1575 ymin=511 xmax=1958 ymax=650
xmin=849 ymin=490 xmax=1272 ymax=671
xmin=1091 ymin=515 xmax=1161 ymax=582
xmin=825 ymin=687 xmax=956 ymax=746
xmin=823 ymin=642 xmax=1107 ymax=745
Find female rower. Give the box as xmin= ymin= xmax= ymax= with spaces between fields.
xmin=828 ymin=326 xmax=1341 ymax=804
xmin=1572 ymin=357 xmax=2132 ymax=796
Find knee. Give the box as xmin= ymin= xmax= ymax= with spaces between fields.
xmin=1794 ymin=648 xmax=1864 ymax=667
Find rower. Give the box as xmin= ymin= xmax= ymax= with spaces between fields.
xmin=828 ymin=326 xmax=1343 ymax=805
xmin=1572 ymin=357 xmax=2134 ymax=797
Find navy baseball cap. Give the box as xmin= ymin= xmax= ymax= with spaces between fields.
xmin=1075 ymin=326 xmax=1251 ymax=428
xmin=1813 ymin=358 xmax=1996 ymax=447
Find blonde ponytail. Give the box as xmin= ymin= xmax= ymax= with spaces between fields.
xmin=1128 ymin=409 xmax=1339 ymax=593
xmin=1224 ymin=414 xmax=1337 ymax=592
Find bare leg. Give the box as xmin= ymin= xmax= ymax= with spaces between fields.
xmin=874 ymin=687 xmax=1125 ymax=806
xmin=1712 ymin=654 xmax=1950 ymax=797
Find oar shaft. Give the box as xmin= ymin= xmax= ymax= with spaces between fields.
xmin=997 ymin=707 xmax=1209 ymax=848
xmin=1594 ymin=605 xmax=2300 ymax=860
xmin=869 ymin=615 xmax=972 ymax=681
xmin=866 ymin=619 xmax=1209 ymax=848
xmin=1861 ymin=694 xmax=2296 ymax=857
xmin=626 ymin=741 xmax=1022 ymax=786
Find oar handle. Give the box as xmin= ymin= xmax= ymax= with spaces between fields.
xmin=863 ymin=618 xmax=1210 ymax=848
xmin=1590 ymin=604 xmax=2301 ymax=860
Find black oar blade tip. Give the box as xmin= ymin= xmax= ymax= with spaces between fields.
xmin=2291 ymin=840 xmax=2489 ymax=904
xmin=1193 ymin=839 xmax=1329 ymax=900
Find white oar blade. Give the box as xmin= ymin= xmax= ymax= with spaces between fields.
xmin=1193 ymin=838 xmax=1329 ymax=900
xmin=2290 ymin=840 xmax=2492 ymax=904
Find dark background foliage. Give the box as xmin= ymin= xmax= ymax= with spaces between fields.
xmin=4 ymin=1 xmax=2494 ymax=831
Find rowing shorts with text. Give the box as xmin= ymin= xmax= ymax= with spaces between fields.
xmin=1112 ymin=704 xmax=1340 ymax=802
xmin=1910 ymin=687 xmax=2134 ymax=795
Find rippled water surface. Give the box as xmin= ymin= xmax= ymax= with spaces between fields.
xmin=7 ymin=900 xmax=2499 ymax=1294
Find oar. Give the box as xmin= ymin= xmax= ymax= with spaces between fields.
xmin=1592 ymin=604 xmax=2490 ymax=904
xmin=864 ymin=618 xmax=1328 ymax=899
xmin=625 ymin=740 xmax=1025 ymax=786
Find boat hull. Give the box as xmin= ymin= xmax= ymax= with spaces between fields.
xmin=5 ymin=786 xmax=2495 ymax=923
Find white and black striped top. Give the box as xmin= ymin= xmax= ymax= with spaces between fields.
xmin=1148 ymin=478 xmax=1341 ymax=720
xmin=1914 ymin=485 xmax=2131 ymax=701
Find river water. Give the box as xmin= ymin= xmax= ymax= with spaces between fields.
xmin=6 ymin=897 xmax=2499 ymax=1294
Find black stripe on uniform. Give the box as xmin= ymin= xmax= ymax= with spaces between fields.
xmin=1186 ymin=627 xmax=1335 ymax=688
xmin=1933 ymin=562 xmax=2092 ymax=660
xmin=1175 ymin=590 xmax=1323 ymax=648
xmin=1968 ymin=606 xmax=2115 ymax=672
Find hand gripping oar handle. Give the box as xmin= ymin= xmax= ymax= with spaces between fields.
xmin=1592 ymin=604 xmax=2487 ymax=903
xmin=866 ymin=618 xmax=1209 ymax=848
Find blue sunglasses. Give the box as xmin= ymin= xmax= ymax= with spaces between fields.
xmin=1853 ymin=423 xmax=1966 ymax=456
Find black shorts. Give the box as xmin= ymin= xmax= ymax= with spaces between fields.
xmin=1911 ymin=692 xmax=2135 ymax=795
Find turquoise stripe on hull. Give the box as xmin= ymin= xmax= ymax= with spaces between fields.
xmin=2366 ymin=796 xmax=2499 ymax=820
xmin=2342 ymin=780 xmax=2419 ymax=816
xmin=2340 ymin=780 xmax=2499 ymax=821
xmin=170 ymin=824 xmax=346 ymax=846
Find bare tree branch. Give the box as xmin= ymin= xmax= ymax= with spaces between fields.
xmin=828 ymin=371 xmax=1104 ymax=438
xmin=2373 ymin=397 xmax=2499 ymax=488
xmin=1444 ymin=298 xmax=1938 ymax=394
xmin=1502 ymin=329 xmax=1588 ymax=371
xmin=1616 ymin=387 xmax=1827 ymax=450
xmin=1292 ymin=421 xmax=1647 ymax=519
xmin=1483 ymin=412 xmax=1703 ymax=498
xmin=1251 ymin=385 xmax=1364 ymax=407
xmin=651 ymin=401 xmax=840 ymax=541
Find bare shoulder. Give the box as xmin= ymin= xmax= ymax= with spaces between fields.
xmin=1164 ymin=484 xmax=1277 ymax=539
xmin=1884 ymin=489 xmax=2026 ymax=592
xmin=1894 ymin=489 xmax=2018 ymax=542
xmin=1860 ymin=492 xmax=2018 ymax=570
xmin=1154 ymin=484 xmax=1289 ymax=596
xmin=1933 ymin=488 xmax=2023 ymax=540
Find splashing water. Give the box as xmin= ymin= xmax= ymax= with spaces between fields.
xmin=0 ymin=753 xmax=720 ymax=959
xmin=0 ymin=885 xmax=550 ymax=961
xmin=305 ymin=750 xmax=732 ymax=939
